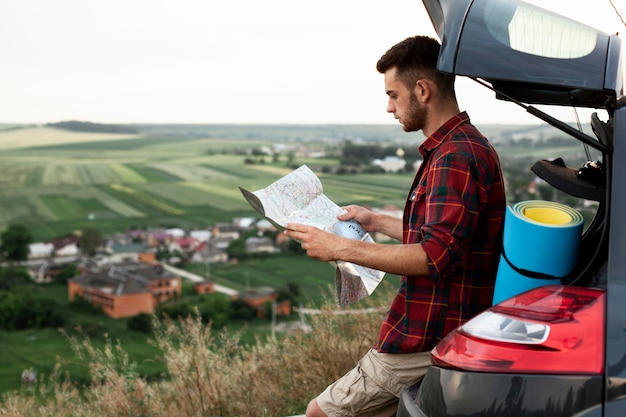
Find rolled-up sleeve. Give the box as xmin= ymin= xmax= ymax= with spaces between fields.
xmin=420 ymin=153 xmax=481 ymax=282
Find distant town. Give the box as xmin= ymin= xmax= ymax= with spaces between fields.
xmin=24 ymin=216 xmax=294 ymax=319
xmin=21 ymin=204 xmax=404 ymax=320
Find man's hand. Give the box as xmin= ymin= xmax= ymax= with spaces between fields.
xmin=337 ymin=205 xmax=377 ymax=232
xmin=285 ymin=220 xmax=429 ymax=276
xmin=340 ymin=205 xmax=403 ymax=241
xmin=284 ymin=223 xmax=344 ymax=262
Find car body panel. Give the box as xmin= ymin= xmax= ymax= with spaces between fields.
xmin=605 ymin=105 xmax=626 ymax=411
xmin=408 ymin=366 xmax=603 ymax=417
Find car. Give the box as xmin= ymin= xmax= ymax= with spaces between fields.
xmin=397 ymin=0 xmax=624 ymax=416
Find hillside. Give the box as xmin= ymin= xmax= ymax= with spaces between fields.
xmin=45 ymin=120 xmax=139 ymax=134
xmin=0 ymin=125 xmax=141 ymax=150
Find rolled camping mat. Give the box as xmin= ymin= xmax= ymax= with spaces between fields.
xmin=492 ymin=200 xmax=584 ymax=305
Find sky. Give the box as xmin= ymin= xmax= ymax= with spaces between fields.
xmin=1 ymin=0 xmax=625 ymax=126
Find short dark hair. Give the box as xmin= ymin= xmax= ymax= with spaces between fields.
xmin=376 ymin=36 xmax=455 ymax=97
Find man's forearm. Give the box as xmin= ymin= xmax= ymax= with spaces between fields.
xmin=338 ymin=239 xmax=430 ymax=277
xmin=372 ymin=213 xmax=403 ymax=241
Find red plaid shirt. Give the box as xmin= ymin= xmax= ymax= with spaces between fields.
xmin=376 ymin=112 xmax=505 ymax=353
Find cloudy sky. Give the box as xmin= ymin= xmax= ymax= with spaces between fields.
xmin=1 ymin=0 xmax=624 ymax=126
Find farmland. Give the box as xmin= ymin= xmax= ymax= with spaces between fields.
xmin=0 ymin=124 xmax=422 ymax=241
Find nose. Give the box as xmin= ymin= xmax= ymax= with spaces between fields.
xmin=386 ymin=99 xmax=395 ymax=114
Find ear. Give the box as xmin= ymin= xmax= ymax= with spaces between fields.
xmin=414 ymin=79 xmax=433 ymax=103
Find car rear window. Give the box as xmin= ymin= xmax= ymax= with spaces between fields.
xmin=485 ymin=1 xmax=597 ymax=59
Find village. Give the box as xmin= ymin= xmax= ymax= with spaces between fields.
xmin=23 ymin=216 xmax=291 ymax=319
xmin=23 ymin=206 xmax=404 ymax=321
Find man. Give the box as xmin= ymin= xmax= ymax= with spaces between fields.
xmin=285 ymin=35 xmax=506 ymax=417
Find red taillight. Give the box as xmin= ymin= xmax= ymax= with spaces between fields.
xmin=432 ymin=285 xmax=605 ymax=374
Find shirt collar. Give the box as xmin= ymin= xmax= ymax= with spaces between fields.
xmin=418 ymin=111 xmax=470 ymax=157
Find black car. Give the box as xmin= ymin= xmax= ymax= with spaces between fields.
xmin=398 ymin=0 xmax=624 ymax=416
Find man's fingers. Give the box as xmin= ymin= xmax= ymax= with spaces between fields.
xmin=286 ymin=223 xmax=310 ymax=233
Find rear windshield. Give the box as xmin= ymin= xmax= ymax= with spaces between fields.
xmin=484 ymin=1 xmax=597 ymax=59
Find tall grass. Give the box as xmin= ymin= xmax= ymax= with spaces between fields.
xmin=0 ymin=285 xmax=394 ymax=417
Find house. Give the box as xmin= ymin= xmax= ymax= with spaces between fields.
xmin=102 ymin=241 xmax=149 ymax=264
xmin=189 ymin=229 xmax=212 ymax=242
xmin=166 ymin=228 xmax=185 ymax=238
xmin=28 ymin=242 xmax=54 ymax=259
xmin=67 ymin=262 xmax=181 ymax=318
xmin=50 ymin=236 xmax=81 ymax=257
xmin=138 ymin=252 xmax=157 ymax=265
xmin=194 ymin=281 xmax=215 ymax=294
xmin=28 ymin=260 xmax=66 ymax=283
xmin=212 ymin=223 xmax=240 ymax=240
xmin=233 ymin=217 xmax=256 ymax=230
xmin=212 ymin=235 xmax=237 ymax=251
xmin=372 ymin=156 xmax=406 ymax=173
xmin=232 ymin=287 xmax=292 ymax=317
xmin=245 ymin=236 xmax=277 ymax=254
xmin=144 ymin=229 xmax=170 ymax=247
xmin=255 ymin=218 xmax=276 ymax=232
xmin=167 ymin=236 xmax=200 ymax=256
xmin=188 ymin=241 xmax=228 ymax=264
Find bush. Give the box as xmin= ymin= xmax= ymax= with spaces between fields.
xmin=0 ymin=265 xmax=31 ymax=290
xmin=0 ymin=286 xmax=66 ymax=330
xmin=69 ymin=295 xmax=105 ymax=316
xmin=55 ymin=263 xmax=78 ymax=284
xmin=126 ymin=313 xmax=153 ymax=333
xmin=0 ymin=284 xmax=395 ymax=417
xmin=230 ymin=298 xmax=257 ymax=320
xmin=197 ymin=293 xmax=231 ymax=328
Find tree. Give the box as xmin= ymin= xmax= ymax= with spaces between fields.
xmin=230 ymin=298 xmax=257 ymax=320
xmin=198 ymin=293 xmax=232 ymax=328
xmin=55 ymin=263 xmax=78 ymax=284
xmin=0 ymin=266 xmax=31 ymax=290
xmin=127 ymin=313 xmax=153 ymax=333
xmin=81 ymin=227 xmax=103 ymax=256
xmin=0 ymin=286 xmax=65 ymax=330
xmin=0 ymin=224 xmax=33 ymax=262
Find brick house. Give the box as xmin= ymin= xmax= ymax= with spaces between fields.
xmin=194 ymin=280 xmax=215 ymax=294
xmin=232 ymin=287 xmax=292 ymax=317
xmin=67 ymin=262 xmax=181 ymax=318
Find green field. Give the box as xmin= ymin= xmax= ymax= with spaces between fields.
xmin=0 ymin=126 xmax=416 ymax=240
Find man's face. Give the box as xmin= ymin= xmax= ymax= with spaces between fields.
xmin=383 ymin=67 xmax=425 ymax=132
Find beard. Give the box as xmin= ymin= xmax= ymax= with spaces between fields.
xmin=401 ymin=91 xmax=426 ymax=132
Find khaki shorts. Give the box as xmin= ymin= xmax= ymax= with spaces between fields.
xmin=316 ymin=349 xmax=432 ymax=417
